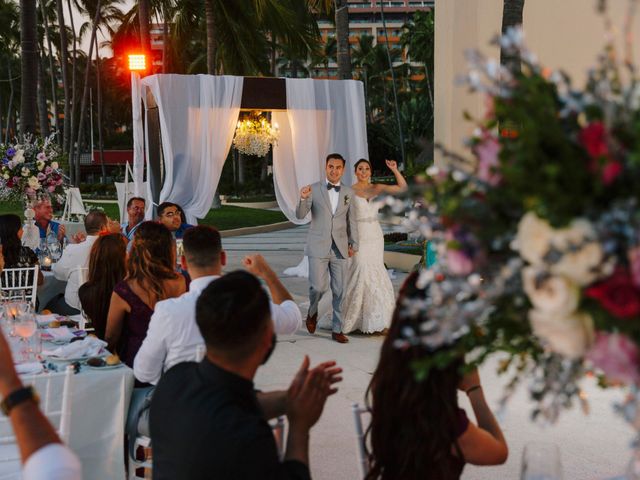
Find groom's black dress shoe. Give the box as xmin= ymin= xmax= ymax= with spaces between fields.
xmin=306 ymin=313 xmax=318 ymax=334
xmin=332 ymin=332 xmax=349 ymax=343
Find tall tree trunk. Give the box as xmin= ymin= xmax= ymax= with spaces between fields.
xmin=138 ymin=0 xmax=151 ymax=54
xmin=20 ymin=0 xmax=39 ymax=136
xmin=55 ymin=0 xmax=70 ymax=153
xmin=204 ymin=0 xmax=217 ymax=74
xmin=5 ymin=59 xmax=15 ymax=143
xmin=334 ymin=0 xmax=351 ymax=79
xmin=500 ymin=0 xmax=525 ymax=71
xmin=94 ymin=36 xmax=106 ymax=183
xmin=270 ymin=32 xmax=277 ymax=76
xmin=72 ymin=0 xmax=100 ymax=186
xmin=67 ymin=0 xmax=78 ymax=183
xmin=162 ymin=6 xmax=169 ymax=74
xmin=41 ymin=0 xmax=60 ymax=142
xmin=37 ymin=42 xmax=49 ymax=134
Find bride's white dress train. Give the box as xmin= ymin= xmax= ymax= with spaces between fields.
xmin=320 ymin=195 xmax=395 ymax=333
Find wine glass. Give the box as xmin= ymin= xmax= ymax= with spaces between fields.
xmin=14 ymin=313 xmax=37 ymax=363
xmin=521 ymin=442 xmax=563 ymax=480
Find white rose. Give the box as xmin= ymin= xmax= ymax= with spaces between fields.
xmin=51 ymin=161 xmax=59 ymax=170
xmin=21 ymin=167 xmax=30 ymax=177
xmin=28 ymin=176 xmax=41 ymax=190
xmin=550 ymin=218 xmax=595 ymax=250
xmin=13 ymin=149 xmax=25 ymax=164
xmin=513 ymin=211 xmax=553 ymax=265
xmin=36 ymin=161 xmax=45 ymax=171
xmin=528 ymin=309 xmax=594 ymax=359
xmin=2 ymin=173 xmax=8 ymax=180
xmin=551 ymin=241 xmax=603 ymax=286
xmin=522 ymin=267 xmax=579 ymax=317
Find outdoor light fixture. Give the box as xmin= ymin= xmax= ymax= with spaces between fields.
xmin=128 ymin=54 xmax=147 ymax=72
xmin=232 ymin=112 xmax=279 ymax=157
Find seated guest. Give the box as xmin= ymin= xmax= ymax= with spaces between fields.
xmin=134 ymin=226 xmax=302 ymax=385
xmin=365 ymin=272 xmax=508 ymax=480
xmin=150 ymin=271 xmax=341 ymax=479
xmin=121 ymin=197 xmax=146 ymax=242
xmin=49 ymin=210 xmax=111 ymax=315
xmin=78 ymin=233 xmax=127 ymax=339
xmin=0 ymin=214 xmax=44 ymax=287
xmin=0 ymin=321 xmax=81 ymax=478
xmin=157 ymin=202 xmax=194 ymax=239
xmin=105 ymin=221 xmax=186 ymax=368
xmin=33 ymin=197 xmax=65 ymax=241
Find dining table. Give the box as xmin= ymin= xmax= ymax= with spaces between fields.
xmin=0 ymin=321 xmax=135 ymax=479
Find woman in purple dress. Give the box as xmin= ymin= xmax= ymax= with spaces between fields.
xmin=105 ymin=222 xmax=186 ymax=368
xmin=365 ymin=272 xmax=508 ymax=480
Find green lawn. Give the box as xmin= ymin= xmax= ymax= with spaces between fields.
xmin=0 ymin=201 xmax=287 ymax=231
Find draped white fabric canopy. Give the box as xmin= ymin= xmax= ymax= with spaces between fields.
xmin=131 ymin=75 xmax=368 ymax=225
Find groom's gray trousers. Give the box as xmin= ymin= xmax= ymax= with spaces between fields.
xmin=308 ymin=242 xmax=347 ymax=333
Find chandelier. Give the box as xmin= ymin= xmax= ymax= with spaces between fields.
xmin=232 ymin=112 xmax=279 ymax=157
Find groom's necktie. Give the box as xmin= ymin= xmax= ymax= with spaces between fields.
xmin=327 ymin=184 xmax=341 ymax=192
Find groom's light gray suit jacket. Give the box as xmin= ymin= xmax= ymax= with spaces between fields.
xmin=296 ymin=182 xmax=359 ymax=259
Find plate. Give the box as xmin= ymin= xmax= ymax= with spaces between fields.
xmin=84 ymin=363 xmax=124 ymax=371
xmin=44 ymin=354 xmax=105 ymax=363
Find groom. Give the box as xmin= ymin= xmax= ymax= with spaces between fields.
xmin=296 ymin=153 xmax=359 ymax=343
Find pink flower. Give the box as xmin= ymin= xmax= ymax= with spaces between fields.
xmin=36 ymin=152 xmax=47 ymax=161
xmin=630 ymin=247 xmax=640 ymax=289
xmin=48 ymin=185 xmax=56 ymax=193
xmin=37 ymin=172 xmax=46 ymax=181
xmin=446 ymin=249 xmax=474 ymax=275
xmin=474 ymin=134 xmax=501 ymax=186
xmin=44 ymin=166 xmax=52 ymax=174
xmin=587 ymin=332 xmax=640 ymax=385
xmin=25 ymin=187 xmax=34 ymax=195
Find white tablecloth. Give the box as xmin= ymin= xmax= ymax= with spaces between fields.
xmin=0 ymin=362 xmax=134 ymax=479
xmin=37 ymin=272 xmax=66 ymax=312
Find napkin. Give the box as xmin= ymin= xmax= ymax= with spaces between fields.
xmin=43 ymin=327 xmax=75 ymax=342
xmin=43 ymin=337 xmax=107 ymax=360
xmin=16 ymin=362 xmax=44 ymax=375
xmin=36 ymin=314 xmax=58 ymax=326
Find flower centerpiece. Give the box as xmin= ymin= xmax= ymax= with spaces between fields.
xmin=390 ymin=24 xmax=640 ymax=431
xmin=232 ymin=112 xmax=279 ymax=157
xmin=0 ymin=134 xmax=66 ymax=204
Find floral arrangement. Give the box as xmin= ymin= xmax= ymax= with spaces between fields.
xmin=0 ymin=134 xmax=66 ymax=203
xmin=388 ymin=25 xmax=640 ymax=423
xmin=232 ymin=113 xmax=279 ymax=157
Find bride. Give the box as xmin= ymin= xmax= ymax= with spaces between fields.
xmin=341 ymin=159 xmax=407 ymax=334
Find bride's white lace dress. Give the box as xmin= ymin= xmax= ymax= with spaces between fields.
xmin=341 ymin=195 xmax=395 ymax=333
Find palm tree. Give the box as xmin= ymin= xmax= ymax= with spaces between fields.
xmin=40 ymin=0 xmax=61 ymax=141
xmin=401 ymin=10 xmax=434 ymax=113
xmin=310 ymin=0 xmax=351 ymax=79
xmin=55 ymin=0 xmax=71 ymax=152
xmin=0 ymin=0 xmax=19 ymax=141
xmin=500 ymin=0 xmax=525 ymax=70
xmin=20 ymin=0 xmax=39 ymax=135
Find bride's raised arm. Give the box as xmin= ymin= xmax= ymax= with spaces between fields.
xmin=374 ymin=159 xmax=408 ymax=195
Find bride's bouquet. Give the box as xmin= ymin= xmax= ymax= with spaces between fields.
xmin=392 ymin=25 xmax=640 ymax=424
xmin=0 ymin=134 xmax=66 ymax=203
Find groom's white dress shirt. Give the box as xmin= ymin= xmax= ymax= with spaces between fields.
xmin=134 ymin=275 xmax=302 ymax=385
xmin=325 ymin=179 xmax=339 ymax=214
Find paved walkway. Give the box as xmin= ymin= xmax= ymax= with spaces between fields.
xmin=221 ymin=225 xmax=632 ymax=480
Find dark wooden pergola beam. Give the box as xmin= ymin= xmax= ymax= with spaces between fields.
xmin=144 ymin=76 xmax=288 ymax=213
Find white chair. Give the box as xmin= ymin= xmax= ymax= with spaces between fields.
xmin=270 ymin=415 xmax=286 ymax=460
xmin=1 ymin=266 xmax=39 ymax=308
xmin=0 ymin=365 xmax=75 ymax=463
xmin=73 ymin=266 xmax=89 ymax=286
xmin=352 ymin=403 xmax=371 ymax=478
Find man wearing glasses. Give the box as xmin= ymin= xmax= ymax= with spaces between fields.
xmin=157 ymin=202 xmax=194 ymax=239
xmin=121 ymin=197 xmax=146 ymax=242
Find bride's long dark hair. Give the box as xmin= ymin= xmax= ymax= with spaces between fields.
xmin=365 ymin=271 xmax=464 ymax=480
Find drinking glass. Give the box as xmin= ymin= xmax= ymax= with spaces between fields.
xmin=14 ymin=313 xmax=37 ymax=363
xmin=521 ymin=442 xmax=563 ymax=480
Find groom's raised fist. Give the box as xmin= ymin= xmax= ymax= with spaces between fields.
xmin=300 ymin=185 xmax=312 ymax=199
